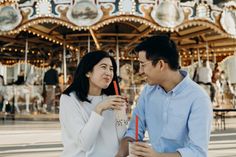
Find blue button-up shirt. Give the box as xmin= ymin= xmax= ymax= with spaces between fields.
xmin=125 ymin=70 xmax=213 ymax=157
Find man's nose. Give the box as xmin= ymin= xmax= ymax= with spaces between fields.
xmin=139 ymin=67 xmax=144 ymax=75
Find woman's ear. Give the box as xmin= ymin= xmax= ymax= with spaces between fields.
xmin=86 ymin=72 xmax=91 ymax=78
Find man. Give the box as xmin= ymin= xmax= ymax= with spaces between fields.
xmin=116 ymin=36 xmax=212 ymax=157
xmin=43 ymin=62 xmax=59 ymax=112
xmin=14 ymin=70 xmax=25 ymax=85
xmin=196 ymin=60 xmax=212 ymax=84
xmin=43 ymin=62 xmax=59 ymax=86
xmin=196 ymin=60 xmax=215 ymax=102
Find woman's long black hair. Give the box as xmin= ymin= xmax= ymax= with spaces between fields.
xmin=63 ymin=51 xmax=120 ymax=103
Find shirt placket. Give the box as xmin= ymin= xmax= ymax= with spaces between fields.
xmin=163 ymin=93 xmax=171 ymax=124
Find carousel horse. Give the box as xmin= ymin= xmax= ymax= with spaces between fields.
xmin=3 ymin=74 xmax=43 ymax=113
xmin=221 ymin=81 xmax=236 ymax=109
xmin=198 ymin=79 xmax=235 ymax=109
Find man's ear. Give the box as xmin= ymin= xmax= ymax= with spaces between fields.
xmin=159 ymin=60 xmax=166 ymax=71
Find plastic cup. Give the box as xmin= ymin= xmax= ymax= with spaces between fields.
xmin=128 ymin=142 xmax=135 ymax=157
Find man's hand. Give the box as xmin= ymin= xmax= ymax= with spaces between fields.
xmin=130 ymin=142 xmax=157 ymax=157
xmin=129 ymin=142 xmax=181 ymax=157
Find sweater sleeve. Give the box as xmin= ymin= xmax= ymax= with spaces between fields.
xmin=59 ymin=94 xmax=104 ymax=151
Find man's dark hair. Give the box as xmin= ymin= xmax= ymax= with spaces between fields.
xmin=49 ymin=61 xmax=56 ymax=68
xmin=134 ymin=35 xmax=180 ymax=70
xmin=63 ymin=51 xmax=120 ymax=103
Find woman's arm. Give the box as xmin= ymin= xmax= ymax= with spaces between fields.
xmin=59 ymin=94 xmax=104 ymax=151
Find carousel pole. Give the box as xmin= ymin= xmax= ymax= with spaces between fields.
xmin=17 ymin=60 xmax=20 ymax=80
xmin=197 ymin=48 xmax=201 ymax=66
xmin=190 ymin=49 xmax=194 ymax=65
xmin=213 ymin=53 xmax=216 ymax=64
xmin=116 ymin=36 xmax=120 ymax=76
xmin=131 ymin=54 xmax=134 ymax=84
xmin=115 ymin=25 xmax=120 ymax=76
xmin=42 ymin=59 xmax=46 ymax=85
xmin=24 ymin=38 xmax=28 ymax=81
xmin=179 ymin=55 xmax=182 ymax=67
xmin=63 ymin=36 xmax=67 ymax=85
xmin=77 ymin=47 xmax=80 ymax=65
xmin=17 ymin=61 xmax=20 ymax=74
xmin=206 ymin=42 xmax=210 ymax=67
xmin=88 ymin=35 xmax=91 ymax=52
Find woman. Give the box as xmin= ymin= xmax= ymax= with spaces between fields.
xmin=60 ymin=51 xmax=127 ymax=157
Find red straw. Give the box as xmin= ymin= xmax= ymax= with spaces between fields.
xmin=113 ymin=81 xmax=119 ymax=95
xmin=135 ymin=115 xmax=139 ymax=141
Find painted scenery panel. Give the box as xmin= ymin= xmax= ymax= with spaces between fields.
xmin=0 ymin=6 xmax=22 ymax=31
xmin=66 ymin=0 xmax=103 ymax=26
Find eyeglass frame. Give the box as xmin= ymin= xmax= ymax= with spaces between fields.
xmin=139 ymin=59 xmax=167 ymax=69
xmin=139 ymin=61 xmax=152 ymax=68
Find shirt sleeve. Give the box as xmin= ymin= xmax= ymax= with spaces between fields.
xmin=177 ymin=96 xmax=213 ymax=157
xmin=125 ymin=86 xmax=147 ymax=141
xmin=59 ymin=94 xmax=104 ymax=151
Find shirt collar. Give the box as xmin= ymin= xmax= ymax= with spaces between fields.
xmin=169 ymin=70 xmax=190 ymax=96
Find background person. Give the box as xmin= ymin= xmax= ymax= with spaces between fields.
xmin=43 ymin=61 xmax=59 ymax=112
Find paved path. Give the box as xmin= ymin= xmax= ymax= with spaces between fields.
xmin=0 ymin=118 xmax=236 ymax=157
xmin=0 ymin=121 xmax=61 ymax=157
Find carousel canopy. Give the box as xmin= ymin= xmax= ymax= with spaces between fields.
xmin=0 ymin=0 xmax=236 ymax=67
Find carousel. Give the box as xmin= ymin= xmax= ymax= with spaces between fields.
xmin=0 ymin=0 xmax=236 ymax=118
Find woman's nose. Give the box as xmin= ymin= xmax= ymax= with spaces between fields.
xmin=105 ymin=69 xmax=113 ymax=75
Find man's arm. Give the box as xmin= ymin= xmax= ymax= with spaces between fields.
xmin=116 ymin=86 xmax=148 ymax=157
xmin=177 ymin=96 xmax=212 ymax=157
xmin=115 ymin=137 xmax=134 ymax=157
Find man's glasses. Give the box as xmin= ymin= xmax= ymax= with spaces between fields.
xmin=139 ymin=61 xmax=152 ymax=68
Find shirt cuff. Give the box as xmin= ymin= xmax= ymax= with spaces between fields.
xmin=177 ymin=148 xmax=193 ymax=157
xmin=124 ymin=131 xmax=135 ymax=139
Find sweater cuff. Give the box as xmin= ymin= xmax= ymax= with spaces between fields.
xmin=90 ymin=111 xmax=104 ymax=123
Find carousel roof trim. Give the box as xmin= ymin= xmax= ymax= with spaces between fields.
xmin=0 ymin=0 xmax=236 ymax=67
xmin=0 ymin=0 xmax=235 ymax=37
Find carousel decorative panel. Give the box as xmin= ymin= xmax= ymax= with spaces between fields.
xmin=66 ymin=0 xmax=103 ymax=26
xmin=0 ymin=6 xmax=22 ymax=31
xmin=220 ymin=9 xmax=236 ymax=36
xmin=151 ymin=0 xmax=184 ymax=28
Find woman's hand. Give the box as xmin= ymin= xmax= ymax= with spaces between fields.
xmin=94 ymin=95 xmax=126 ymax=115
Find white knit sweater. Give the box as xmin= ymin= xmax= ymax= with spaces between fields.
xmin=59 ymin=92 xmax=126 ymax=157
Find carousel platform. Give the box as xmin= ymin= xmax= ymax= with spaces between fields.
xmin=1 ymin=110 xmax=236 ymax=123
xmin=0 ymin=112 xmax=59 ymax=122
